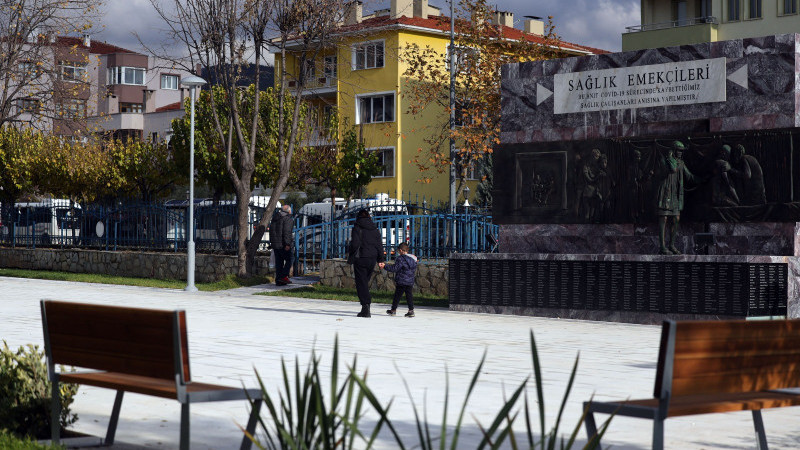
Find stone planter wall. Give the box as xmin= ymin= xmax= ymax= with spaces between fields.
xmin=320 ymin=259 xmax=448 ymax=297
xmin=0 ymin=248 xmax=271 ymax=282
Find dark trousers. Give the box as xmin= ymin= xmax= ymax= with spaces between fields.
xmin=391 ymin=285 xmax=415 ymax=310
xmin=354 ymin=258 xmax=376 ymax=305
xmin=274 ymin=248 xmax=293 ymax=280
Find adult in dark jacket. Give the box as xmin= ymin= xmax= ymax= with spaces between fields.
xmin=349 ymin=209 xmax=385 ymax=317
xmin=269 ymin=204 xmax=294 ymax=286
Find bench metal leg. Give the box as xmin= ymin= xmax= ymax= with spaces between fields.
xmin=180 ymin=403 xmax=190 ymax=450
xmin=51 ymin=381 xmax=61 ymax=444
xmin=584 ymin=407 xmax=602 ymax=450
xmin=104 ymin=390 xmax=125 ymax=445
xmin=652 ymin=418 xmax=664 ymax=450
xmin=753 ymin=410 xmax=769 ymax=450
xmin=240 ymin=399 xmax=263 ymax=450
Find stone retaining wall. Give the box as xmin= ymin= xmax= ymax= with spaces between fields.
xmin=319 ymin=259 xmax=448 ymax=297
xmin=0 ymin=248 xmax=271 ymax=282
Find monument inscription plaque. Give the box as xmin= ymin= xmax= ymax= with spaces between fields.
xmin=450 ymin=258 xmax=787 ymax=317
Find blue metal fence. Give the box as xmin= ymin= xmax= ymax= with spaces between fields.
xmin=1 ymin=199 xmax=498 ymax=274
xmin=293 ymin=208 xmax=498 ymax=274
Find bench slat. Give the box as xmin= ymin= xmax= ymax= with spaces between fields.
xmin=667 ymin=320 xmax=800 ymax=396
xmin=674 ymin=320 xmax=800 ymax=341
xmin=59 ymin=372 xmax=237 ymax=399
xmin=43 ymin=301 xmax=191 ymax=382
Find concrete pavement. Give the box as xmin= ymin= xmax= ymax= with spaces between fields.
xmin=2 ymin=276 xmax=799 ymax=449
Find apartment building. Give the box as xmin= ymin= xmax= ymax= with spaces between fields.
xmin=273 ymin=0 xmax=606 ymax=203
xmin=12 ymin=36 xmax=192 ymax=141
xmin=623 ymin=0 xmax=800 ymax=50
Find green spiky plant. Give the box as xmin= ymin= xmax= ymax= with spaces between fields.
xmin=246 ymin=337 xmax=403 ymax=449
xmin=368 ymin=331 xmax=613 ymax=450
xmin=246 ymin=331 xmax=612 ymax=449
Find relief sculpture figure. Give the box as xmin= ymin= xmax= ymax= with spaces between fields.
xmin=578 ymin=148 xmax=603 ymax=221
xmin=655 ymin=141 xmax=698 ymax=255
xmin=729 ymin=144 xmax=766 ymax=206
xmin=711 ymin=145 xmax=740 ymax=207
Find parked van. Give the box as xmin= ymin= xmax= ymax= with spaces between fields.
xmin=14 ymin=199 xmax=81 ymax=245
xmin=297 ymin=194 xmax=409 ymax=253
xmin=165 ymin=196 xmax=280 ymax=250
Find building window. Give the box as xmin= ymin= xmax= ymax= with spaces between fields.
xmin=728 ymin=0 xmax=741 ymax=20
xmin=324 ymin=55 xmax=337 ymax=79
xmin=697 ymin=0 xmax=712 ymax=17
xmin=302 ymin=59 xmax=316 ymax=83
xmin=672 ymin=0 xmax=688 ymax=23
xmin=357 ymin=93 xmax=394 ymax=124
xmin=369 ymin=147 xmax=395 ymax=177
xmin=352 ymin=41 xmax=384 ymax=70
xmin=107 ymin=66 xmax=145 ymax=86
xmin=748 ymin=0 xmax=761 ymax=18
xmin=161 ymin=74 xmax=179 ymax=90
xmin=784 ymin=0 xmax=798 ymax=14
xmin=17 ymin=98 xmax=40 ymax=113
xmin=58 ymin=99 xmax=86 ymax=119
xmin=120 ymin=103 xmax=143 ymax=113
xmin=60 ymin=62 xmax=86 ymax=83
xmin=19 ymin=61 xmax=41 ymax=78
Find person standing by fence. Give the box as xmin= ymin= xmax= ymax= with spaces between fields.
xmin=349 ymin=209 xmax=384 ymax=318
xmin=270 ymin=204 xmax=294 ymax=286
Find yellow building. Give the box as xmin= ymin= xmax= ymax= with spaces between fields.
xmin=623 ymin=0 xmax=800 ymax=51
xmin=275 ymin=0 xmax=605 ymax=204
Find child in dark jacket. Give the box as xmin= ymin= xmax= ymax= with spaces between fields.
xmin=379 ymin=242 xmax=418 ymax=317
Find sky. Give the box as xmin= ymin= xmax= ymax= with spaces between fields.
xmin=95 ymin=0 xmax=640 ymax=55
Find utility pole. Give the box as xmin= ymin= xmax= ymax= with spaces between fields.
xmin=449 ymin=0 xmax=457 ymax=251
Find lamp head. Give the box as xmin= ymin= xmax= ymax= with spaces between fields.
xmin=181 ymin=75 xmax=207 ymax=88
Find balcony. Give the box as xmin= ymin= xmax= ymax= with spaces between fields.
xmin=303 ymin=127 xmax=336 ymax=147
xmin=287 ymin=76 xmax=337 ymax=97
xmin=622 ymin=16 xmax=718 ymax=51
xmin=89 ymin=112 xmax=144 ymax=132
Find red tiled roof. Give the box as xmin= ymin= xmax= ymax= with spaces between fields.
xmin=56 ymin=36 xmax=138 ymax=55
xmin=336 ymin=15 xmax=609 ymax=55
xmin=155 ymin=101 xmax=182 ymax=112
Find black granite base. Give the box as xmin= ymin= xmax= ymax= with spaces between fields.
xmin=449 ymin=253 xmax=798 ymax=325
xmin=449 ymin=304 xmax=750 ymax=325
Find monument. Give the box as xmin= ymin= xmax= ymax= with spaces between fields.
xmin=450 ymin=34 xmax=800 ymax=323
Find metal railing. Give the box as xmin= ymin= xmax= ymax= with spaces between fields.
xmin=1 ymin=198 xmax=498 ymax=273
xmin=1 ymin=200 xmax=261 ymax=252
xmin=625 ymin=16 xmax=717 ymax=33
xmin=293 ymin=207 xmax=498 ymax=274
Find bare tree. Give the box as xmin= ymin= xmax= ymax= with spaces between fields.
xmin=151 ymin=0 xmax=346 ymax=276
xmin=0 ymin=0 xmax=102 ymax=133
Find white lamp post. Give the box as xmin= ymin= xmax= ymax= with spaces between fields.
xmin=181 ymin=75 xmax=207 ymax=292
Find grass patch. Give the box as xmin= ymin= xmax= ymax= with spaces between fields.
xmin=259 ymin=284 xmax=448 ymax=308
xmin=0 ymin=430 xmax=63 ymax=450
xmin=0 ymin=268 xmax=270 ymax=292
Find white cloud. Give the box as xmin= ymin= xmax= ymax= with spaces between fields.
xmin=93 ymin=0 xmax=173 ymax=53
xmin=497 ymin=0 xmax=640 ymax=52
xmin=557 ymin=0 xmax=640 ymax=51
xmin=90 ymin=0 xmax=639 ymax=57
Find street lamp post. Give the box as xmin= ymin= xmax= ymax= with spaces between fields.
xmin=449 ymin=0 xmax=457 ymax=254
xmin=181 ymin=75 xmax=207 ymax=292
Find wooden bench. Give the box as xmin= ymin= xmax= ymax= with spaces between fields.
xmin=41 ymin=300 xmax=263 ymax=450
xmin=584 ymin=319 xmax=800 ymax=450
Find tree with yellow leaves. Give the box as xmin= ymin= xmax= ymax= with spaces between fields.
xmin=401 ymin=0 xmax=565 ymax=201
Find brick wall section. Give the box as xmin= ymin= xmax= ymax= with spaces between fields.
xmin=0 ymin=248 xmax=271 ymax=282
xmin=319 ymin=259 xmax=448 ymax=297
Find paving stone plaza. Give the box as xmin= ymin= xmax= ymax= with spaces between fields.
xmin=3 ymin=276 xmax=800 ymax=449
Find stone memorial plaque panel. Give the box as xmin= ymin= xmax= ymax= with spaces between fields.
xmin=449 ymin=259 xmax=787 ymax=317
